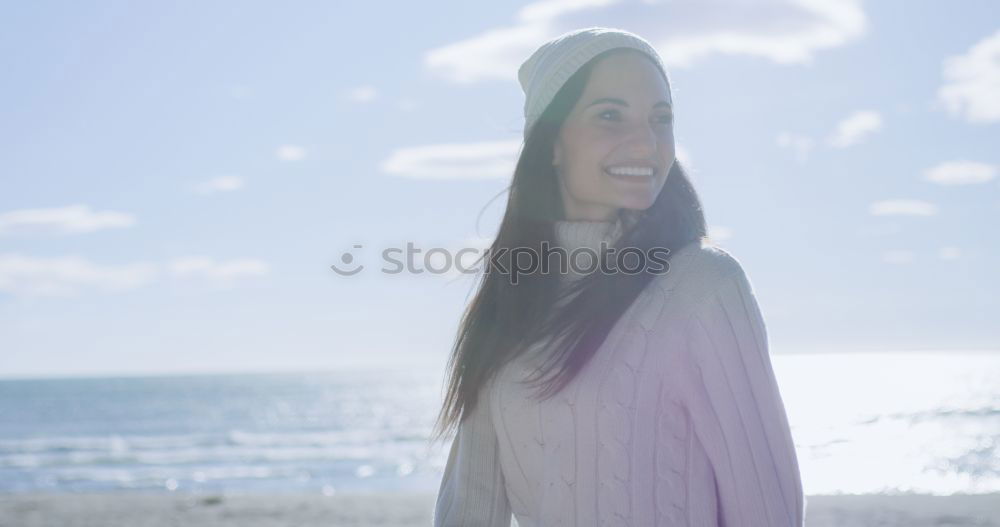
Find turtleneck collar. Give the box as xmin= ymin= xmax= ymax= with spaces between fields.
xmin=552 ymin=214 xmax=626 ymax=282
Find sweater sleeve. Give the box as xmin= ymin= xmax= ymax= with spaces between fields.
xmin=677 ymin=266 xmax=806 ymax=527
xmin=433 ymin=384 xmax=513 ymax=527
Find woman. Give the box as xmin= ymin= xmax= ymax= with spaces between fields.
xmin=431 ymin=27 xmax=805 ymax=527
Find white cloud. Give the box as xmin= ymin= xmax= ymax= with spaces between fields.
xmin=674 ymin=144 xmax=693 ymax=167
xmin=0 ymin=253 xmax=270 ymax=297
xmin=168 ymin=257 xmax=270 ymax=281
xmin=938 ymin=29 xmax=1000 ymax=123
xmin=276 ymin=145 xmax=306 ymax=161
xmin=776 ymin=131 xmax=815 ymax=162
xmin=827 ymin=110 xmax=882 ymax=148
xmin=424 ymin=0 xmax=867 ymax=83
xmin=380 ymin=139 xmax=521 ymax=180
xmin=426 ymin=24 xmax=552 ymax=84
xmin=194 ymin=175 xmax=245 ymax=195
xmin=923 ymin=160 xmax=996 ymax=185
xmin=346 ymin=85 xmax=378 ymax=103
xmin=881 ymin=249 xmax=913 ymax=265
xmin=0 ymin=205 xmax=135 ymax=236
xmin=938 ymin=246 xmax=961 ymax=261
xmin=777 ymin=111 xmax=882 ymax=157
xmin=868 ymin=199 xmax=938 ymax=217
xmin=0 ymin=253 xmax=157 ymax=297
xmin=707 ymin=225 xmax=733 ymax=242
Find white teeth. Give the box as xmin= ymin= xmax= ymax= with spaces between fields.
xmin=606 ymin=166 xmax=655 ymax=177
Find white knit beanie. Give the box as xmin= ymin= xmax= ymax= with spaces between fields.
xmin=518 ymin=27 xmax=671 ymax=140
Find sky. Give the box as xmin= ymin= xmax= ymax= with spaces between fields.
xmin=1 ymin=0 xmax=997 ymax=378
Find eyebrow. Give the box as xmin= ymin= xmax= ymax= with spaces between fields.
xmin=585 ymin=97 xmax=672 ymax=110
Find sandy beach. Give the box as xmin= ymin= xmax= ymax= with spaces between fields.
xmin=0 ymin=492 xmax=997 ymax=526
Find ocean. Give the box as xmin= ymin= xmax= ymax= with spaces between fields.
xmin=1 ymin=351 xmax=997 ymax=496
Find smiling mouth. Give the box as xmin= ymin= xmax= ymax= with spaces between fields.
xmin=604 ymin=166 xmax=657 ymax=181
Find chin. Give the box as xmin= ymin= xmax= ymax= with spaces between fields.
xmin=615 ymin=195 xmax=657 ymax=211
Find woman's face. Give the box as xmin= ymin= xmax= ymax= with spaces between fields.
xmin=553 ymin=50 xmax=675 ymax=221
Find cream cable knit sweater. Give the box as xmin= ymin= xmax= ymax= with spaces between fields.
xmin=434 ymin=217 xmax=805 ymax=527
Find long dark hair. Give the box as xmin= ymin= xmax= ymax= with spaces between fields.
xmin=431 ymin=48 xmax=708 ymax=443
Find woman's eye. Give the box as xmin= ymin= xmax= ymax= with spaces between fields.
xmin=598 ymin=109 xmax=622 ymax=121
xmin=655 ymin=114 xmax=674 ymax=125
xmin=597 ymin=109 xmax=672 ymax=127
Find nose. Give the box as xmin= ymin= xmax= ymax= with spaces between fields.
xmin=623 ymin=122 xmax=658 ymax=156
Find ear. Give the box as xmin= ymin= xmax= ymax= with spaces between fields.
xmin=552 ymin=140 xmax=562 ymax=167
